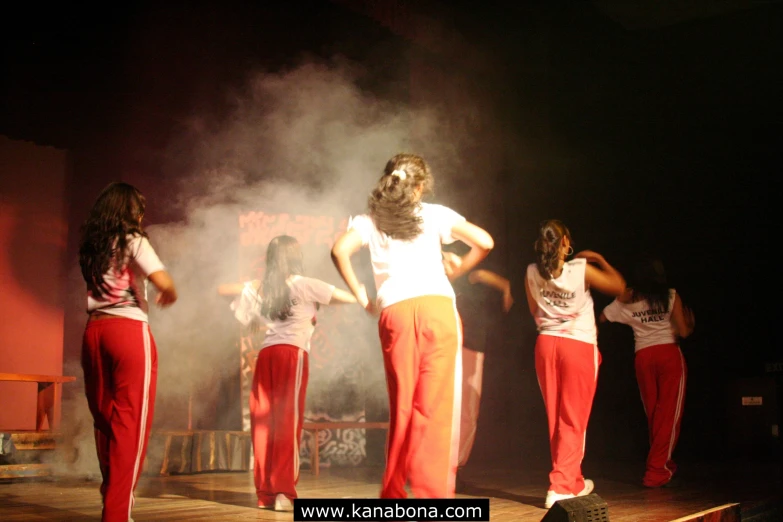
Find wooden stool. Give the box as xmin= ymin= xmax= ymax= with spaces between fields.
xmin=0 ymin=373 xmax=77 ymax=431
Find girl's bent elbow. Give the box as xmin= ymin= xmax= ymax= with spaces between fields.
xmin=479 ymin=234 xmax=494 ymax=251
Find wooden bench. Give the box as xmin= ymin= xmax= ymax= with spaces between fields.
xmin=0 ymin=373 xmax=76 ymax=431
xmin=302 ymin=421 xmax=389 ymax=477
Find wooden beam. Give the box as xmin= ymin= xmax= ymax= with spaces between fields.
xmin=0 ymin=463 xmax=52 ymax=479
xmin=0 ymin=373 xmax=76 ymax=384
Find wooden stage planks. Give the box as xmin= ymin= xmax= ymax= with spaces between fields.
xmin=1 ymin=462 xmax=780 ymax=522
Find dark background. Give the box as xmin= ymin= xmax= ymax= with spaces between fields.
xmin=2 ymin=0 xmax=780 ymax=472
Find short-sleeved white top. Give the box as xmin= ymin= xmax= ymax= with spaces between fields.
xmin=348 ymin=203 xmax=465 ymax=310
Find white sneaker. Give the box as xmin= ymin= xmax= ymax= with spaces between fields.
xmin=545 ymin=479 xmax=594 ymax=509
xmin=545 ymin=491 xmax=575 ymax=509
xmin=578 ymin=479 xmax=594 ymax=497
xmin=274 ymin=493 xmax=294 ymax=512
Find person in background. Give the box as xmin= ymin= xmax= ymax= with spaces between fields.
xmin=442 ymin=249 xmax=513 ymax=491
xmin=600 ymin=258 xmax=694 ymax=488
xmin=235 ymin=235 xmax=357 ymax=511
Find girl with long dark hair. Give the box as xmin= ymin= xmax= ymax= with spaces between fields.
xmin=331 ymin=153 xmax=494 ymax=499
xmin=237 ymin=235 xmax=357 ymax=511
xmin=523 ymin=219 xmax=625 ymax=508
xmin=599 ymin=258 xmax=694 ymax=488
xmin=79 ymin=182 xmax=177 ymax=522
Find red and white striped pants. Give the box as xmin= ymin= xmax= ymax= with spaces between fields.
xmin=82 ymin=316 xmax=157 ymax=522
xmin=635 ymin=343 xmax=687 ymax=487
xmin=249 ymin=344 xmax=309 ymax=506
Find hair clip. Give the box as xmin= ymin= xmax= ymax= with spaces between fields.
xmin=391 ymin=169 xmax=408 ymax=181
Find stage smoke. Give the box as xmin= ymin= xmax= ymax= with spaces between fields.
xmin=142 ymin=56 xmax=505 ymax=434
xmin=55 ymin=53 xmax=507 ymax=474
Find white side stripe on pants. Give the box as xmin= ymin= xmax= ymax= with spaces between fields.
xmin=448 ymin=300 xmax=463 ymax=491
xmin=129 ymin=323 xmax=152 ymax=520
xmin=665 ymin=348 xmax=687 ymax=476
xmin=293 ymin=349 xmax=304 ymax=483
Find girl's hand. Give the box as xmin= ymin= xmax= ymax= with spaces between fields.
xmin=356 ymin=284 xmax=378 ymax=316
xmin=502 ymin=289 xmax=514 ymax=313
xmin=683 ymin=306 xmax=695 ymax=331
xmin=442 ymin=252 xmax=462 ymax=281
xmin=156 ymin=291 xmax=177 ymax=307
xmin=364 ymin=300 xmax=379 ymax=317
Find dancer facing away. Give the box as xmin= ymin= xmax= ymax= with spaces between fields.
xmin=331 ymin=153 xmax=494 ymax=499
xmin=524 ymin=219 xmax=625 ymax=508
xmin=599 ymin=258 xmax=694 ymax=488
xmin=442 ymin=250 xmax=513 ymax=490
xmin=235 ymin=235 xmax=357 ymax=511
xmin=79 ymin=182 xmax=178 ymax=522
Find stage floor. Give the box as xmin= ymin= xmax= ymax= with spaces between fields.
xmin=0 ymin=460 xmax=780 ymax=521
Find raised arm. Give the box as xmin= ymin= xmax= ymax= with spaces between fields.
xmin=217 ymin=280 xmax=261 ymax=297
xmin=448 ymin=221 xmax=494 ymax=280
xmin=599 ymin=288 xmax=632 ymax=324
xmin=576 ymin=250 xmax=626 ymax=297
xmin=469 ymin=269 xmax=514 ymax=312
xmin=670 ymin=293 xmax=695 ymax=339
xmin=330 ymin=287 xmax=359 ymax=305
xmin=331 ymin=229 xmax=373 ymax=313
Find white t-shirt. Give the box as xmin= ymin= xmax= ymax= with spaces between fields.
xmin=602 ymin=289 xmax=677 ymax=352
xmin=230 ymin=282 xmax=267 ymax=328
xmin=348 ymin=202 xmax=466 ymax=310
xmin=526 ymin=258 xmax=597 ymax=345
xmin=255 ymin=275 xmax=335 ymax=353
xmin=86 ymin=235 xmax=166 ymax=323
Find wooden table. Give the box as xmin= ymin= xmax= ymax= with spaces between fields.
xmin=302 ymin=421 xmax=389 ymax=477
xmin=0 ymin=373 xmax=76 ymax=431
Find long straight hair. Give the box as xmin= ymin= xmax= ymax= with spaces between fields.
xmin=631 ymin=258 xmax=670 ymax=313
xmin=78 ymin=182 xmax=147 ymax=298
xmin=260 ymin=235 xmax=304 ymax=321
xmin=534 ymin=220 xmax=571 ymax=279
xmin=368 ymin=153 xmax=434 ymax=240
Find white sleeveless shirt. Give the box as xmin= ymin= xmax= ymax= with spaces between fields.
xmin=602 ymin=289 xmax=677 ymax=352
xmin=526 ymin=258 xmax=597 ymax=345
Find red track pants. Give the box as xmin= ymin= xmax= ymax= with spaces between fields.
xmin=635 ymin=343 xmax=687 ymax=487
xmin=378 ymin=295 xmax=462 ymax=499
xmin=535 ymin=334 xmax=600 ymax=496
xmin=249 ymin=344 xmax=309 ymax=506
xmin=82 ymin=317 xmax=157 ymax=522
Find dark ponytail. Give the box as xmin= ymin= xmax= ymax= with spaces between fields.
xmin=534 ymin=220 xmax=571 ymax=279
xmin=368 ymin=153 xmax=434 ymax=241
xmin=630 ymin=258 xmax=670 ymax=313
xmin=260 ymin=235 xmax=304 ymax=321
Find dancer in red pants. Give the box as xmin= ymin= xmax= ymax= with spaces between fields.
xmin=79 ymin=182 xmax=178 ymax=522
xmin=332 ymin=153 xmax=494 ymax=499
xmin=234 ymin=235 xmax=357 ymax=511
xmin=600 ymin=258 xmax=694 ymax=488
xmin=442 ymin=250 xmax=513 ymax=491
xmin=524 ymin=220 xmax=625 ymax=508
